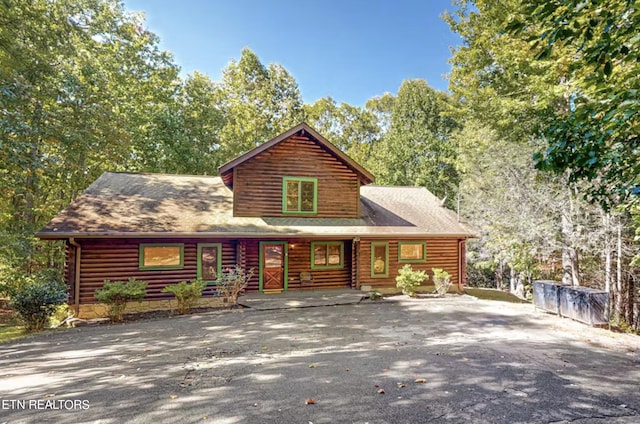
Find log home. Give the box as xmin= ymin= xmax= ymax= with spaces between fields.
xmin=37 ymin=122 xmax=475 ymax=318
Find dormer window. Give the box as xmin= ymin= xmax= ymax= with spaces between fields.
xmin=282 ymin=177 xmax=317 ymax=214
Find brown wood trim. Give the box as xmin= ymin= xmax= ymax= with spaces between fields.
xmin=69 ymin=237 xmax=81 ymax=314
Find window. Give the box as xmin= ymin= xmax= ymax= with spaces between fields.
xmin=370 ymin=242 xmax=389 ymax=278
xmin=282 ymin=177 xmax=317 ymax=214
xmin=139 ymin=244 xmax=184 ymax=270
xmin=398 ymin=241 xmax=427 ymax=263
xmin=311 ymin=241 xmax=344 ymax=269
xmin=197 ymin=243 xmax=222 ymax=283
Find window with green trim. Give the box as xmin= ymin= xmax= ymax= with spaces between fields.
xmin=398 ymin=241 xmax=427 ymax=263
xmin=139 ymin=244 xmax=184 ymax=270
xmin=197 ymin=243 xmax=222 ymax=283
xmin=282 ymin=177 xmax=317 ymax=214
xmin=311 ymin=241 xmax=344 ymax=269
xmin=371 ymin=242 xmax=389 ymax=278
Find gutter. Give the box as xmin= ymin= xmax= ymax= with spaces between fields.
xmin=37 ymin=231 xmax=478 ymax=240
xmin=68 ymin=237 xmax=81 ymax=315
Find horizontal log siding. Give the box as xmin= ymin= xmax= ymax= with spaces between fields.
xmin=359 ymin=238 xmax=461 ymax=288
xmin=243 ymin=239 xmax=352 ymax=292
xmin=77 ymin=239 xmax=236 ymax=304
xmin=233 ymin=135 xmax=360 ymax=218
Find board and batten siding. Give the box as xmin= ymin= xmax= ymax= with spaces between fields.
xmin=74 ymin=239 xmax=236 ymax=304
xmin=358 ymin=238 xmax=462 ymax=288
xmin=232 ymin=134 xmax=360 ymax=218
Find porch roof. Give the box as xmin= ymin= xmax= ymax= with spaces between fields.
xmin=36 ymin=172 xmax=476 ymax=239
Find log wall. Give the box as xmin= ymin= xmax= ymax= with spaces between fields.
xmin=76 ymin=238 xmax=236 ymax=304
xmin=358 ymin=238 xmax=463 ymax=289
xmin=232 ymin=134 xmax=360 ymax=218
xmin=242 ymin=239 xmax=352 ymax=291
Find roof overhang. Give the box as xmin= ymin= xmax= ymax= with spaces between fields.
xmin=36 ymin=231 xmax=476 ymax=240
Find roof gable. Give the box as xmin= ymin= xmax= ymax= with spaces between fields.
xmin=218 ymin=122 xmax=375 ymax=186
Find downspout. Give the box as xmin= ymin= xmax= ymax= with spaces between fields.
xmin=69 ymin=237 xmax=81 ymax=315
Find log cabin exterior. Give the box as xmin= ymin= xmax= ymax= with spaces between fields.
xmin=37 ymin=123 xmax=475 ymax=318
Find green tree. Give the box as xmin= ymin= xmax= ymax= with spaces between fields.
xmin=304 ymin=96 xmax=381 ymax=169
xmin=0 ymin=0 xmax=179 ymax=284
xmin=214 ymin=48 xmax=304 ymax=160
xmin=513 ymin=0 xmax=639 ymax=208
xmin=366 ymin=80 xmax=460 ymax=202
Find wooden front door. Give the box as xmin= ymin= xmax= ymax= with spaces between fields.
xmin=261 ymin=242 xmax=287 ymax=291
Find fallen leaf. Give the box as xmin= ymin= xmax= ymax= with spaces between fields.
xmin=170 ymin=395 xmax=178 ymax=400
xmin=377 ymin=389 xmax=385 ymax=394
xmin=374 ymin=384 xmax=380 ymax=388
xmin=415 ymin=378 xmax=426 ymax=383
xmin=305 ymin=398 xmax=315 ymax=405
xmin=44 ymin=394 xmax=56 ymax=398
xmin=262 ymin=346 xmax=268 ymax=350
xmin=308 ymin=364 xmax=316 ymax=368
xmin=345 ymin=368 xmax=350 ymax=372
xmin=397 ymin=383 xmax=407 ymax=388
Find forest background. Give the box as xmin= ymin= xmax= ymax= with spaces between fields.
xmin=1 ymin=0 xmax=638 ymax=329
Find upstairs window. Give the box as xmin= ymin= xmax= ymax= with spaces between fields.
xmin=282 ymin=177 xmax=317 ymax=214
xmin=311 ymin=241 xmax=344 ymax=269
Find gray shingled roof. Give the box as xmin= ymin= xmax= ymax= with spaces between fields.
xmin=37 ymin=172 xmax=475 ymax=239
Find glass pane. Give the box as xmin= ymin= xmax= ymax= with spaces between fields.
xmin=286 ymin=195 xmax=298 ymax=211
xmin=201 ymin=246 xmax=218 ymax=281
xmin=265 ymin=245 xmax=283 ymax=267
xmin=286 ymin=181 xmax=299 ymax=211
xmin=314 ymin=245 xmax=327 ymax=266
xmin=300 ymin=181 xmax=315 ymax=212
xmin=400 ymin=243 xmax=423 ymax=260
xmin=328 ymin=244 xmax=341 ymax=265
xmin=144 ymin=246 xmax=181 ymax=267
xmin=373 ymin=245 xmax=387 ymax=274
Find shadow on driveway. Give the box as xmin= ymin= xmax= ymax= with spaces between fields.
xmin=1 ymin=297 xmax=639 ymax=423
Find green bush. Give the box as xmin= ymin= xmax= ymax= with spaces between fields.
xmin=216 ymin=265 xmax=254 ymax=308
xmin=9 ymin=278 xmax=68 ymax=332
xmin=161 ymin=279 xmax=206 ymax=314
xmin=95 ymin=278 xmax=147 ymax=322
xmin=432 ymin=268 xmax=452 ymax=296
xmin=395 ymin=264 xmax=428 ymax=297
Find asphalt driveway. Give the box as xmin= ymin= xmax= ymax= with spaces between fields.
xmin=1 ymin=296 xmax=639 ymax=424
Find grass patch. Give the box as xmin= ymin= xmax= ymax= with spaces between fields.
xmin=0 ymin=308 xmax=25 ymax=343
xmin=373 ymin=286 xmax=529 ymax=304
xmin=465 ymin=288 xmax=529 ymax=303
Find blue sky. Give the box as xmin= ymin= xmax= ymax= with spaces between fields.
xmin=123 ymin=0 xmax=462 ymax=106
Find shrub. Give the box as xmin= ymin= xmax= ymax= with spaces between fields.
xmin=216 ymin=265 xmax=254 ymax=308
xmin=50 ymin=304 xmax=73 ymax=328
xmin=395 ymin=264 xmax=428 ymax=297
xmin=432 ymin=268 xmax=452 ymax=296
xmin=9 ymin=278 xmax=68 ymax=332
xmin=95 ymin=278 xmax=147 ymax=322
xmin=161 ymin=279 xmax=206 ymax=315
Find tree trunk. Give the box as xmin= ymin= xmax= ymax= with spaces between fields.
xmin=603 ymin=212 xmax=612 ymax=320
xmin=615 ymin=222 xmax=623 ymax=323
xmin=509 ymin=267 xmax=516 ymax=295
xmin=561 ymin=211 xmax=580 ymax=286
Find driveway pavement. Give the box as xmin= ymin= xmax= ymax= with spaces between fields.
xmin=1 ymin=296 xmax=639 ymax=424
